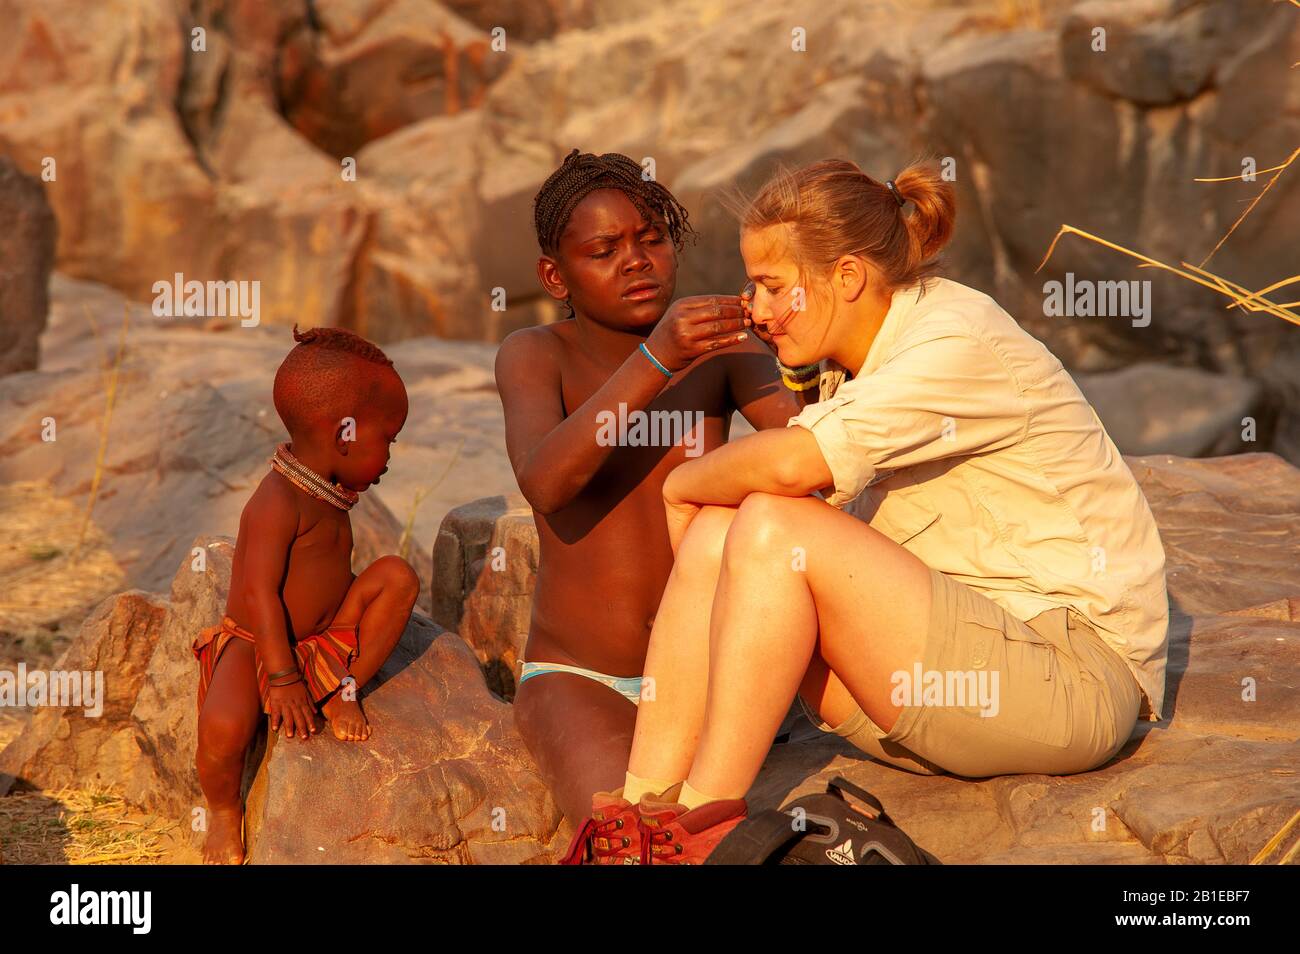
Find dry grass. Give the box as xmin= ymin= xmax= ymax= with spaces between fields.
xmin=397 ymin=436 xmax=466 ymax=562
xmin=72 ymin=301 xmax=130 ymax=560
xmin=1036 ymin=226 xmax=1300 ymax=329
xmin=1195 ymin=146 xmax=1299 ymax=270
xmin=1251 ymin=808 xmax=1300 ymax=865
xmin=0 ymin=481 xmax=125 ymax=671
xmin=0 ymin=784 xmax=183 ymax=865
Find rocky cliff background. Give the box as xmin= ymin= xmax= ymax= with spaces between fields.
xmin=0 ymin=0 xmax=1298 ymax=864
xmin=1 ymin=0 xmax=1297 ymax=455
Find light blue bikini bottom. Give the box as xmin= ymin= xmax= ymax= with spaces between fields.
xmin=517 ymin=660 xmax=643 ymax=705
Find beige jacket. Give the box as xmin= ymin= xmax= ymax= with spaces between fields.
xmin=787 ymin=278 xmax=1169 ymax=720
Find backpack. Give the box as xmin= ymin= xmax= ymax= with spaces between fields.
xmin=705 ymin=776 xmax=942 ymax=865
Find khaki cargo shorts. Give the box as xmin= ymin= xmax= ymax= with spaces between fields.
xmin=799 ymin=568 xmax=1143 ymax=778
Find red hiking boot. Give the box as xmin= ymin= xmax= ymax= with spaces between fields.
xmin=559 ymin=790 xmax=643 ymax=865
xmin=638 ymin=785 xmax=748 ymax=864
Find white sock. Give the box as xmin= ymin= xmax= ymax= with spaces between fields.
xmin=622 ymin=771 xmax=680 ymax=803
xmin=679 ymin=780 xmax=726 ymax=810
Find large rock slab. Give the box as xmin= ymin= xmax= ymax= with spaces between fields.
xmin=0 ymin=532 xmax=562 ymax=863
xmin=1132 ymin=453 xmax=1300 ymax=617
xmin=431 ymin=494 xmax=537 ymax=697
xmin=434 ymin=452 xmax=1300 ymax=863
xmin=1073 ymin=364 xmax=1263 ymax=457
xmin=245 ymin=629 xmax=560 ymax=864
xmin=0 ymin=588 xmax=169 ymax=799
xmin=749 ymin=722 xmax=1298 ymax=865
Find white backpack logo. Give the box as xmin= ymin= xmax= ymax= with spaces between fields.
xmin=825 ymin=838 xmax=856 ymax=866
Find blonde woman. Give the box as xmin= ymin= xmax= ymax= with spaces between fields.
xmin=562 ymin=158 xmax=1168 ymax=865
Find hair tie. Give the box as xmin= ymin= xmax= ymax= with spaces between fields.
xmin=886 ymin=179 xmax=906 ymax=207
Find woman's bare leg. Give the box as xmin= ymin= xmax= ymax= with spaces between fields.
xmin=625 ymin=504 xmax=738 ymax=784
xmin=686 ymin=492 xmax=934 ymax=798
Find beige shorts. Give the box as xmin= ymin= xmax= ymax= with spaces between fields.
xmin=799 ymin=567 xmax=1142 ymax=778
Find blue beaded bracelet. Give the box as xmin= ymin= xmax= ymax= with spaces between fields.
xmin=639 ymin=341 xmax=672 ymax=378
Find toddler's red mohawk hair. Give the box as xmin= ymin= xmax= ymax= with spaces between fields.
xmin=273 ymin=324 xmax=397 ymax=437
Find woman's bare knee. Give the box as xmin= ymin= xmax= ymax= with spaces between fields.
xmin=676 ymin=504 xmax=737 ymax=571
xmin=726 ymin=492 xmax=804 ymax=559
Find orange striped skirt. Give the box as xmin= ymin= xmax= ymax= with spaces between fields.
xmin=193 ymin=615 xmax=359 ymax=713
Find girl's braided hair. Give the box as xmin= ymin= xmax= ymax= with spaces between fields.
xmin=532 ymin=149 xmax=696 ymax=258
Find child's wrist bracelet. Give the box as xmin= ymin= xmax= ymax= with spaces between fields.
xmin=267 ymin=666 xmax=298 ymax=681
xmin=639 ymin=342 xmax=673 ymax=378
xmin=270 ymin=676 xmax=304 ymax=689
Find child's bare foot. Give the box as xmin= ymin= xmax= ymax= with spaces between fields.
xmin=203 ymin=807 xmax=245 ymax=865
xmin=321 ymin=694 xmax=371 ymax=741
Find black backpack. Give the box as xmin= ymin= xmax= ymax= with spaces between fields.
xmin=705 ymin=777 xmax=942 ymax=865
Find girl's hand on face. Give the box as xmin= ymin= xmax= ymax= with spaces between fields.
xmin=646 ymin=295 xmax=750 ymax=373
xmin=749 ymin=282 xmax=800 ymax=341
xmin=740 ymin=281 xmax=778 ymax=348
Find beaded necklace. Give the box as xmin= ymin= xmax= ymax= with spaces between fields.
xmin=269 ymin=442 xmax=359 ymax=511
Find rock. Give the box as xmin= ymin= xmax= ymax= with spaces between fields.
xmin=1132 ymin=453 xmax=1300 ymax=616
xmin=0 ymin=0 xmax=219 ymax=310
xmin=470 ymin=148 xmax=572 ymax=322
xmin=1060 ymin=0 xmax=1278 ymax=107
xmin=276 ymin=0 xmax=510 ymax=159
xmin=441 ymin=0 xmax=648 ymax=44
xmin=0 ymin=0 xmax=490 ymax=341
xmin=0 ymin=532 xmax=563 ymax=863
xmin=749 ymin=723 xmax=1298 ymax=865
xmin=917 ymin=0 xmax=1300 ymax=454
xmin=436 ymin=452 xmax=1300 ymax=863
xmin=245 ymin=627 xmax=560 ymax=863
xmin=1073 ymin=363 xmax=1263 ymax=456
xmin=344 ymin=109 xmax=568 ymax=342
xmin=673 ymin=71 xmax=916 ymax=298
xmin=348 ymin=112 xmax=491 ymax=342
xmin=431 ymin=494 xmax=537 ymax=697
xmin=4 ymin=0 xmax=1298 ymax=453
xmin=0 ymin=589 xmax=169 ymax=798
xmin=0 ymin=158 xmax=56 ymax=377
